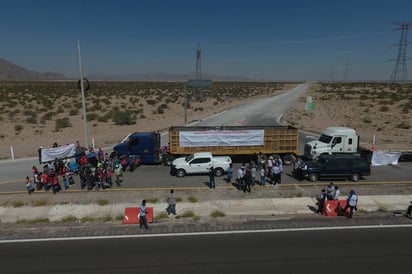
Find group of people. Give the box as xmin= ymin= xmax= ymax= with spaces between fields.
xmin=26 ymin=160 xmax=75 ymax=195
xmin=233 ymin=154 xmax=284 ymax=193
xmin=316 ymin=182 xmax=358 ymax=218
xmin=292 ymin=158 xmax=308 ymax=181
xmin=26 ymin=142 xmax=128 ymax=194
xmin=138 ymin=189 xmax=177 ymax=230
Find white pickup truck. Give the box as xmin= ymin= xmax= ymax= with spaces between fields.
xmin=170 ymin=152 xmax=232 ymax=177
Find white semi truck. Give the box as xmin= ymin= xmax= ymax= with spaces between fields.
xmin=304 ymin=127 xmax=360 ymax=159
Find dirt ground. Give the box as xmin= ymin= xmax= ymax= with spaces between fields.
xmin=1 ymin=82 xmax=410 ymax=160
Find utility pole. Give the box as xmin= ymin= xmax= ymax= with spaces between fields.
xmin=389 ymin=21 xmax=411 ymax=82
xmin=77 ymin=40 xmax=89 ymax=149
xmin=195 ymin=43 xmax=202 ymax=79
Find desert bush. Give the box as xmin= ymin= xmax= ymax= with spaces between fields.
xmin=181 ymin=210 xmax=195 ymax=218
xmin=379 ymin=105 xmax=389 ymax=112
xmin=210 ymin=210 xmax=225 ymax=218
xmin=12 ymin=200 xmax=25 ymax=208
xmin=396 ymin=122 xmax=410 ymax=129
xmin=115 ymin=214 xmax=124 ymax=221
xmin=155 ymin=212 xmax=169 ymax=221
xmin=17 ymin=218 xmax=49 ymax=224
xmin=146 ymin=99 xmax=157 ymax=105
xmin=80 ymin=216 xmax=95 ymax=222
xmin=87 ymin=112 xmax=99 ymax=121
xmin=187 ymin=196 xmax=198 ymax=203
xmin=69 ymin=108 xmax=79 ymax=115
xmin=41 ymin=111 xmax=55 ymax=121
xmin=97 ymin=113 xmax=110 ymax=122
xmin=61 ymin=215 xmax=77 ymax=222
xmin=146 ymin=198 xmax=158 ymax=204
xmin=112 ymin=111 xmax=135 ymax=125
xmin=55 ymin=118 xmax=72 ymax=131
xmin=26 ymin=116 xmax=37 ymax=124
xmin=96 ymin=199 xmax=109 ymax=206
xmin=99 ymin=214 xmax=112 ymax=222
xmin=14 ymin=125 xmax=23 ymax=132
xmin=32 ymin=199 xmax=48 ymax=207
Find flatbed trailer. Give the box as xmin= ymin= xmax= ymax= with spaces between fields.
xmin=168 ymin=125 xmax=299 ymax=164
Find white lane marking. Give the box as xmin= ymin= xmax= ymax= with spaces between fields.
xmin=1 ymin=224 xmax=412 ymax=244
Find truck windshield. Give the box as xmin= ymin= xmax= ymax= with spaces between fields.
xmin=318 ymin=134 xmax=333 ymax=144
xmin=121 ymin=133 xmax=132 ymax=143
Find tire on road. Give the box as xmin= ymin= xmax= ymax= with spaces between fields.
xmin=176 ymin=169 xmax=186 ymax=178
xmin=308 ymin=173 xmax=318 ymax=182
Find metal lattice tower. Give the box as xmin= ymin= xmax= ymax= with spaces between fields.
xmin=389 ymin=21 xmax=411 ymax=82
xmin=195 ymin=44 xmax=202 ymax=79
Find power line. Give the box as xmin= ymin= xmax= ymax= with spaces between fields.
xmin=389 ymin=21 xmax=411 ymax=82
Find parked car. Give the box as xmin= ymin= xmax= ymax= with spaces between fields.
xmin=305 ymin=154 xmax=371 ymax=182
xmin=170 ymin=152 xmax=232 ymax=178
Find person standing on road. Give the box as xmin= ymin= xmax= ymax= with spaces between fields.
xmin=343 ymin=190 xmax=358 ymax=219
xmin=209 ymin=166 xmax=216 ymax=189
xmin=250 ymin=163 xmax=257 ymax=186
xmin=25 ymin=176 xmax=35 ymax=194
xmin=166 ymin=189 xmax=177 ymax=216
xmin=271 ymin=162 xmax=281 ymax=185
xmin=139 ymin=199 xmax=149 ymax=229
xmin=316 ymin=189 xmax=326 ymax=214
xmin=243 ymin=169 xmax=252 ymax=193
xmin=260 ymin=166 xmax=266 ymax=186
xmin=226 ymin=163 xmax=233 ymax=183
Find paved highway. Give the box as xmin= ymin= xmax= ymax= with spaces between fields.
xmin=1 ymin=227 xmax=411 ymax=273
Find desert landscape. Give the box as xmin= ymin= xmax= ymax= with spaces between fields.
xmin=0 ymin=81 xmax=411 ymax=159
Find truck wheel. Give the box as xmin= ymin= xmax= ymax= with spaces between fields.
xmin=214 ymin=168 xmax=224 ymax=177
xmin=282 ymin=154 xmax=296 ymax=165
xmin=350 ymin=173 xmax=360 ymax=182
xmin=176 ymin=169 xmax=186 ymax=178
xmin=163 ymin=156 xmax=174 ymax=166
xmin=308 ymin=173 xmax=318 ymax=182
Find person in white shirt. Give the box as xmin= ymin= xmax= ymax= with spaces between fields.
xmin=333 ymin=186 xmax=340 ymax=200
xmin=343 ymin=190 xmax=358 ymax=218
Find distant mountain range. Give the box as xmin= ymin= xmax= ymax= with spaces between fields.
xmin=0 ymin=58 xmax=66 ymax=80
xmin=86 ymin=72 xmax=256 ymax=82
xmin=0 ymin=57 xmax=260 ymax=81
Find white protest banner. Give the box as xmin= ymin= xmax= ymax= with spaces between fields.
xmin=179 ymin=130 xmax=264 ymax=147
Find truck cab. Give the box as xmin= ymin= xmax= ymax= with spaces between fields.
xmin=304 ymin=127 xmax=359 ymax=159
xmin=113 ymin=132 xmax=162 ymax=164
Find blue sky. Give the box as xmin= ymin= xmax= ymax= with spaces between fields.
xmin=1 ymin=0 xmax=411 ymax=81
